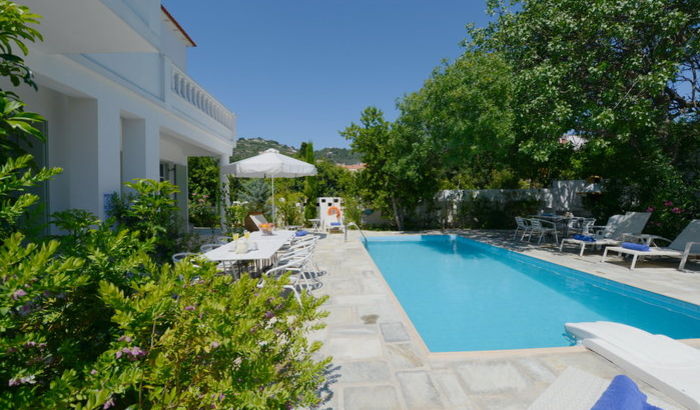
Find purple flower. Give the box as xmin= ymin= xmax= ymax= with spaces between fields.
xmin=9 ymin=375 xmax=36 ymax=386
xmin=23 ymin=341 xmax=37 ymax=348
xmin=18 ymin=302 xmax=33 ymax=316
xmin=12 ymin=289 xmax=27 ymax=300
xmin=118 ymin=335 xmax=132 ymax=343
xmin=646 ymin=206 xmax=655 ymax=212
xmin=117 ymin=346 xmax=147 ymax=360
xmin=103 ymin=397 xmax=115 ymax=409
xmin=664 ymin=200 xmax=673 ymax=207
xmin=90 ymin=369 xmax=98 ymax=375
xmin=671 ymin=207 xmax=682 ymax=214
xmin=184 ymin=305 xmax=196 ymax=311
xmin=210 ymin=341 xmax=220 ymax=349
xmin=264 ymin=311 xmax=275 ymax=319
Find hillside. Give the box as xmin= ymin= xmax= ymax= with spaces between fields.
xmin=315 ymin=147 xmax=362 ymax=164
xmin=231 ymin=137 xmax=361 ymax=165
xmin=230 ymin=138 xmax=297 ymax=162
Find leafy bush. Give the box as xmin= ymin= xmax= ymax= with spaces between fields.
xmin=107 ymin=179 xmax=182 ymax=261
xmin=237 ymin=179 xmax=271 ymax=215
xmin=224 ymin=204 xmax=248 ymax=235
xmin=189 ymin=191 xmax=218 ymax=228
xmin=275 ymin=192 xmax=303 ymax=227
xmin=456 ymin=196 xmax=541 ymax=229
xmin=343 ymin=196 xmax=362 ymax=226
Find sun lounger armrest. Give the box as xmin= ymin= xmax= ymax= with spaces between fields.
xmin=684 ymin=241 xmax=700 ymax=256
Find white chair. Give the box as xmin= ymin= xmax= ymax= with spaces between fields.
xmin=172 ymin=252 xmax=199 ymax=264
xmin=514 ymin=216 xmax=532 ymax=240
xmin=199 ymin=243 xmax=222 ymax=253
xmin=528 ymin=219 xmax=559 ymax=244
xmin=602 ymin=219 xmax=700 ymax=271
xmin=214 ymin=236 xmax=231 ymax=244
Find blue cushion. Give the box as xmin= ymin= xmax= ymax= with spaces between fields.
xmin=573 ymin=234 xmax=596 ymax=242
xmin=330 ymin=222 xmax=341 ymax=226
xmin=591 ymin=375 xmax=661 ymax=410
xmin=295 ymin=230 xmax=309 ymax=237
xmin=621 ymin=242 xmax=650 ymax=252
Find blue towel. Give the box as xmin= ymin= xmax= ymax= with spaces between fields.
xmin=621 ymin=242 xmax=650 ymax=252
xmin=591 ymin=375 xmax=661 ymax=410
xmin=330 ymin=222 xmax=341 ymax=226
xmin=295 ymin=230 xmax=309 ymax=237
xmin=572 ymin=234 xmax=596 ymax=242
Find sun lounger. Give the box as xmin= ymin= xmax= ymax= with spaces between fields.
xmin=560 ymin=212 xmax=651 ymax=256
xmin=528 ymin=366 xmax=677 ymax=410
xmin=601 ymin=219 xmax=700 ymax=270
xmin=565 ymin=321 xmax=700 ymax=409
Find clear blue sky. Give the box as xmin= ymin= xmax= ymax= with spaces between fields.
xmin=161 ymin=0 xmax=492 ymax=149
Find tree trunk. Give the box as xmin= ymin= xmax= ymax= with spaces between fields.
xmin=391 ymin=195 xmax=403 ymax=231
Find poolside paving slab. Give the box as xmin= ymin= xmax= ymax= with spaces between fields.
xmin=343 ymin=385 xmax=402 ymax=410
xmin=380 ymin=322 xmax=412 ymax=343
xmin=310 ymin=230 xmax=698 ymax=409
xmin=396 ymin=371 xmax=444 ymax=409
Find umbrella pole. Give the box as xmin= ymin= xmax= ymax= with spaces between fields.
xmin=271 ymin=176 xmax=275 ymax=225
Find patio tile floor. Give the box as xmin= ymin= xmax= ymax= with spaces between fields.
xmin=310 ymin=230 xmax=700 ymax=409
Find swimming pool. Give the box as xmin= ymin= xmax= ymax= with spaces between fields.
xmin=364 ymin=235 xmax=700 ymax=352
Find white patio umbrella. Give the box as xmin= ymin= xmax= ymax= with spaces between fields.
xmin=224 ymin=148 xmax=317 ymax=223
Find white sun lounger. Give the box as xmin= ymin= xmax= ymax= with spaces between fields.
xmin=602 ymin=219 xmax=700 ymax=270
xmin=527 ymin=366 xmax=679 ymax=410
xmin=565 ymin=321 xmax=700 ymax=409
xmin=528 ymin=367 xmax=609 ymax=410
xmin=559 ymin=212 xmax=651 ymax=256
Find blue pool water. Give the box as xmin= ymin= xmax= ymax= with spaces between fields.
xmin=364 ymin=235 xmax=700 ymax=352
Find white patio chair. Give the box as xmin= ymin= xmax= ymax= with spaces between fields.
xmin=602 ymin=219 xmax=700 ymax=271
xmin=514 ymin=216 xmax=532 ymax=240
xmin=214 ymin=235 xmax=231 ymax=244
xmin=528 ymin=218 xmax=559 ymax=244
xmin=172 ymin=252 xmax=199 ymax=264
xmin=199 ymin=243 xmax=222 ymax=253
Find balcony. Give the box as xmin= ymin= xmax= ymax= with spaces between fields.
xmin=170 ymin=64 xmax=236 ymax=135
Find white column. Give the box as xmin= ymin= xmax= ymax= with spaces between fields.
xmin=63 ymin=97 xmax=100 ymax=216
xmin=121 ymin=117 xmax=160 ymax=185
xmin=96 ymin=100 xmax=122 ymax=220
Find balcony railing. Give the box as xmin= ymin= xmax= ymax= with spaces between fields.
xmin=171 ymin=66 xmax=235 ymax=132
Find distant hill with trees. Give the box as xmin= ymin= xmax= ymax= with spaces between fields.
xmin=232 ymin=137 xmax=361 ymax=164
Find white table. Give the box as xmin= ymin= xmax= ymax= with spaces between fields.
xmin=203 ymin=230 xmax=295 ymax=262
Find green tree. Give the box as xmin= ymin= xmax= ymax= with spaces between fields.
xmin=470 ymin=0 xmax=700 ymax=221
xmin=298 ymin=141 xmax=319 ymax=220
xmin=397 ymin=51 xmax=521 ymax=188
xmin=341 ymin=107 xmax=438 ymax=230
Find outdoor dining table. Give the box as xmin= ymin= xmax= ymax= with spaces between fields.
xmin=528 ymin=214 xmax=578 ymax=238
xmin=202 ymin=230 xmax=296 ymax=275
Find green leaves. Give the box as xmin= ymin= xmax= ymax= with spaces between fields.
xmin=0 ymin=0 xmax=42 ymax=91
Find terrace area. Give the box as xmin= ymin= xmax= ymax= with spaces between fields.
xmin=310 ymin=230 xmax=700 ymax=409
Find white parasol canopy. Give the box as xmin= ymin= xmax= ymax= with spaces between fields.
xmin=224 ymin=148 xmax=317 ymax=223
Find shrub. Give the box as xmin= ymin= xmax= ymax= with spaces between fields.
xmin=224 ymin=204 xmax=248 ymax=235
xmin=275 ymin=192 xmax=303 ymax=227
xmin=189 ymin=191 xmax=218 ymax=228
xmin=457 ymin=196 xmax=541 ymax=229
xmin=107 ymin=179 xmax=182 ymax=262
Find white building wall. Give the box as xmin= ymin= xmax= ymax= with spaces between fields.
xmin=160 ymin=20 xmax=188 ymax=70
xmin=4 ymin=0 xmax=235 ymax=228
xmin=83 ymin=53 xmax=164 ymax=99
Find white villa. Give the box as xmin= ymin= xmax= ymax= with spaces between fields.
xmin=4 ymin=0 xmax=235 ymax=230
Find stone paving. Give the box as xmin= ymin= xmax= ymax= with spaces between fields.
xmin=308 ymin=229 xmax=700 ymax=410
